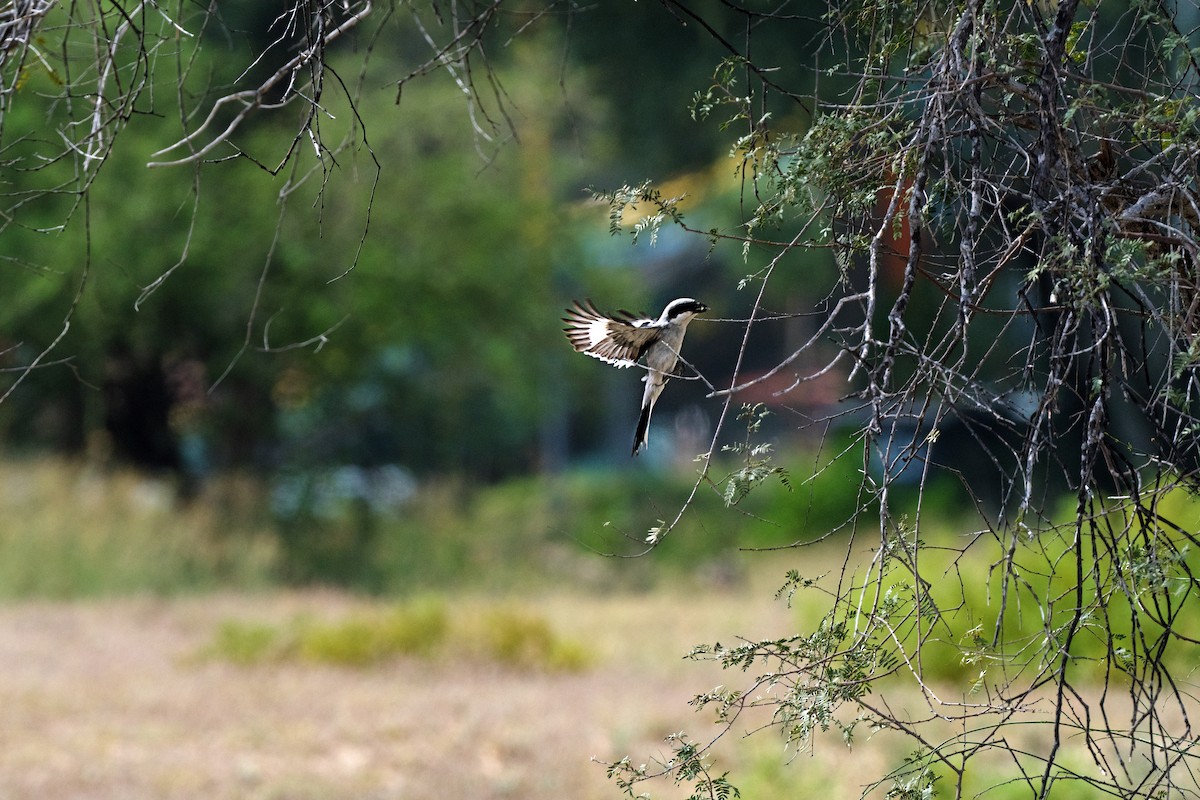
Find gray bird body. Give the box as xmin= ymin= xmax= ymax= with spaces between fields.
xmin=563 ymin=297 xmax=708 ymax=455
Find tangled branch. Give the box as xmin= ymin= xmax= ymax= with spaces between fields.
xmin=606 ymin=1 xmax=1200 ymax=797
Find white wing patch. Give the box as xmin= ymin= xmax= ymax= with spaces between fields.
xmin=586 ymin=317 xmax=612 ymax=348
xmin=563 ymin=299 xmax=662 ymax=368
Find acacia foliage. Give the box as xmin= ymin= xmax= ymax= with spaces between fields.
xmin=598 ymin=1 xmax=1200 ymax=798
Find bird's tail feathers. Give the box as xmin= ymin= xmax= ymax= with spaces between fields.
xmin=632 ymin=403 xmax=653 ymax=456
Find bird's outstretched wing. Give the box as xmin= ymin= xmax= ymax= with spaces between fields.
xmin=562 ymin=299 xmax=663 ymax=367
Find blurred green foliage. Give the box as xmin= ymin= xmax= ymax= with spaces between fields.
xmin=0 ymin=7 xmax=857 ymax=612
xmin=0 ymin=458 xmax=277 ymax=599
xmin=295 ymin=599 xmax=450 ymax=665
xmin=0 ymin=5 xmax=811 ymax=483
xmin=203 ymin=596 xmax=591 ymax=672
xmin=0 ymin=452 xmax=871 ymax=598
xmin=0 ymin=52 xmax=608 ymax=473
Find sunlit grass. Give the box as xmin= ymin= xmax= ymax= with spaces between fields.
xmin=0 ymin=450 xmax=861 ymax=599
xmin=202 ymin=598 xmax=594 ymax=672
xmin=0 ymin=452 xmax=1179 ymax=797
xmin=296 ymin=599 xmax=449 ymax=665
xmin=13 ymin=453 xmax=1190 ymax=689
xmin=0 ymin=457 xmax=277 ymax=598
xmin=12 ymin=452 xmax=1190 ymax=691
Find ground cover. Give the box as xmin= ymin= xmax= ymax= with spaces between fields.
xmin=0 ymin=578 xmax=865 ymax=799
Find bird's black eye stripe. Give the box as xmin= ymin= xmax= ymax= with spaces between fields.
xmin=665 ymin=300 xmax=708 ymax=319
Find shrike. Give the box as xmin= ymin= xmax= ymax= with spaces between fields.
xmin=563 ymin=297 xmax=708 ymax=455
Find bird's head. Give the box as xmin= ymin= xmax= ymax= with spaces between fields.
xmin=662 ymin=297 xmax=709 ymax=322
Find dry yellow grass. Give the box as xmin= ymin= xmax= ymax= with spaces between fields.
xmin=0 ymin=457 xmax=896 ymax=797
xmin=0 ymin=578 xmax=835 ymax=800
xmin=0 ymin=515 xmax=1174 ymax=799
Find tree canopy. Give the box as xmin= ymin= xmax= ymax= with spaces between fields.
xmin=597 ymin=2 xmax=1200 ymax=798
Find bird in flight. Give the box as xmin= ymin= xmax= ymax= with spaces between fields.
xmin=563 ymin=297 xmax=708 ymax=455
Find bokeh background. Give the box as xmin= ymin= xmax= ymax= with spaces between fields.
xmin=0 ymin=2 xmax=853 ymax=595
xmin=0 ymin=4 xmax=868 ymax=798
xmin=8 ymin=2 xmax=1194 ymax=798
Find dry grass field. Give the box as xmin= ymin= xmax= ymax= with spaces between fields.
xmin=4 ymin=462 xmax=1180 ymax=798
xmin=0 ymin=572 xmax=876 ymax=800
xmin=0 ymin=460 xmax=912 ymax=799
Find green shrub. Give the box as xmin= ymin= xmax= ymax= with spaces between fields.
xmin=203 ymin=598 xmax=590 ymax=672
xmin=297 ymin=617 xmax=392 ymax=666
xmin=207 ymin=620 xmax=286 ymax=665
xmin=0 ymin=458 xmax=277 ymax=599
xmin=374 ymin=600 xmax=451 ymax=656
xmin=297 ymin=600 xmax=449 ymax=666
xmin=0 ymin=453 xmax=874 ymax=598
xmin=472 ymin=607 xmax=593 ymax=672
